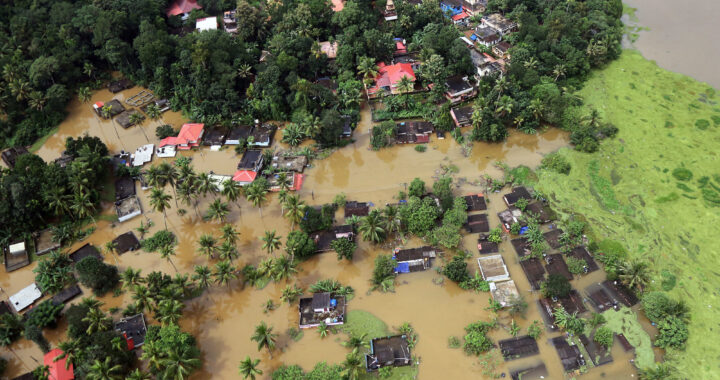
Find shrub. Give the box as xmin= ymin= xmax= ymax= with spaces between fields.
xmin=142 ymin=230 xmax=176 ymax=252
xmin=371 ymin=254 xmax=396 ymax=291
xmin=655 ymin=316 xmax=689 ymax=349
xmin=24 ymin=324 xmax=50 ymax=353
xmin=408 ymin=178 xmax=425 ymax=198
xmin=671 ymin=167 xmax=693 ymax=181
xmin=448 ymin=336 xmax=461 ymax=348
xmin=642 ymin=292 xmax=688 ymax=323
xmin=286 ymin=230 xmax=317 ymax=260
xmin=541 ymin=152 xmax=571 ymax=174
xmin=0 ymin=313 xmax=24 ymax=345
xmin=694 ymin=119 xmax=710 ymax=130
xmin=595 ymin=239 xmax=628 ymax=268
xmin=75 ymin=256 xmax=119 ymax=296
xmin=488 ymin=228 xmax=503 ymax=244
xmin=25 ymin=301 xmax=63 ymax=328
xmin=300 ymin=204 xmax=334 ymax=233
xmin=527 ymin=320 xmax=543 ymax=339
xmin=541 ymin=274 xmax=571 ymax=299
xmin=414 ymin=144 xmax=427 ymax=152
xmin=34 ymin=251 xmax=74 ymax=293
xmin=510 ymin=222 xmax=522 ymax=235
xmin=594 ymin=326 xmax=613 ymax=349
xmin=566 ymin=256 xmax=587 ymax=275
xmin=514 ymin=197 xmax=529 ymax=211
xmin=155 ymin=124 xmax=176 ymax=139
xmin=331 ymin=238 xmax=357 ymax=261
xmin=463 ymin=321 xmax=495 ymax=355
xmin=443 ymin=255 xmax=470 ymax=283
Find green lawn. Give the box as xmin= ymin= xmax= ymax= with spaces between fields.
xmin=534 ymin=50 xmax=720 ymax=377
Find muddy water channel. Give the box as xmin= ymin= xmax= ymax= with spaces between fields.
xmin=2 ymin=86 xmax=643 ymax=379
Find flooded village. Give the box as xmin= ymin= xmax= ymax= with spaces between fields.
xmin=0 ymin=80 xmax=657 ymax=379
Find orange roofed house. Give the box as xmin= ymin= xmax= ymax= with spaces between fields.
xmin=44 ymin=349 xmax=74 ymax=380
xmin=166 ymin=0 xmax=202 ymax=20
xmin=367 ymin=62 xmax=416 ymax=98
xmin=159 ymin=123 xmax=204 ymax=150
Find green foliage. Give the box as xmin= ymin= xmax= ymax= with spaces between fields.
xmin=308 ymin=279 xmax=354 ymax=296
xmin=671 ymin=167 xmax=693 ymax=181
xmin=459 ymin=272 xmax=490 ymax=293
xmin=25 ymin=300 xmax=63 ymax=328
xmin=488 ymin=228 xmax=503 ymax=244
xmin=655 ymin=316 xmax=689 ymax=350
xmin=527 ymin=320 xmax=543 ymax=339
xmin=142 ymin=324 xmax=201 ymax=378
xmin=443 ymin=255 xmax=470 ymax=283
xmin=432 ymin=177 xmax=454 ymax=210
xmin=399 ymin=196 xmax=440 ymax=237
xmin=541 ymin=274 xmax=571 ymax=299
xmin=589 ymin=313 xmax=607 ymax=328
xmin=370 ymin=121 xmax=396 ymax=150
xmin=448 ymin=336 xmax=461 ymax=348
xmin=642 ymin=292 xmax=688 ymax=323
xmin=694 ymin=119 xmax=710 ymax=130
xmin=0 ymin=313 xmax=24 ymax=346
xmin=595 ymin=239 xmax=628 ymax=269
xmin=541 ymin=152 xmax=571 ymax=174
xmin=510 ymin=222 xmax=522 ymax=235
xmin=34 ymin=251 xmax=74 ymax=293
xmin=463 ymin=321 xmax=495 ymax=355
xmin=155 ymin=124 xmax=177 ymax=139
xmin=331 ymin=238 xmax=356 ymax=261
xmin=414 ymin=144 xmax=427 ymax=152
xmin=408 ymin=178 xmax=426 ymax=198
xmin=594 ymin=326 xmax=614 ymax=349
xmin=300 ymin=204 xmax=334 ymax=233
xmin=142 ymin=230 xmax=176 ymax=252
xmin=566 ymin=256 xmax=587 ymax=275
xmin=371 ymin=254 xmax=396 ymax=292
xmin=286 ymin=230 xmax=317 ymax=260
xmin=24 ymin=324 xmax=50 ymax=353
xmin=75 ymin=256 xmax=119 ymax=296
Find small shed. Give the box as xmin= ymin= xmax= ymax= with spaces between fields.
xmin=93 ymin=99 xmax=125 ymax=118
xmin=551 ymin=336 xmax=585 ymax=372
xmin=519 ymin=258 xmax=545 ymax=290
xmin=116 ymin=196 xmax=142 ymax=222
xmin=489 ymin=279 xmax=519 ymax=307
xmin=503 ymin=186 xmax=532 ymax=206
xmin=510 ymin=237 xmax=530 ymax=258
xmin=115 ymin=109 xmax=144 ymax=129
xmin=345 ymin=201 xmax=370 ymax=218
xmin=51 ymin=285 xmax=82 ymax=306
xmin=477 ymin=237 xmax=499 ymax=254
xmin=537 ymin=298 xmax=557 ymax=331
xmin=579 ymin=334 xmax=613 ymax=366
xmin=69 ymin=243 xmax=102 ymax=264
xmin=366 ymin=335 xmax=411 ymax=371
xmin=477 ymin=255 xmax=510 ymax=282
xmin=115 ymin=313 xmax=148 ymax=349
xmin=113 ymin=232 xmax=141 ymax=254
xmin=5 ymin=241 xmax=30 ymax=272
xmin=393 ymin=246 xmax=436 ymax=273
xmin=9 ymin=283 xmax=42 ymax=312
xmin=464 ymin=213 xmax=489 ymax=233
xmin=499 ymin=336 xmax=539 ymax=360
xmin=587 ymin=284 xmax=616 ymax=312
xmin=35 ymin=229 xmax=60 ymax=256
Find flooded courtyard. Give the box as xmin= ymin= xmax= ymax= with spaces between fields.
xmin=1 ymin=86 xmax=651 ymax=379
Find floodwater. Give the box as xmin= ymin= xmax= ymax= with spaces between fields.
xmin=624 ymin=0 xmax=720 ymax=89
xmin=2 ymin=85 xmax=649 ymax=379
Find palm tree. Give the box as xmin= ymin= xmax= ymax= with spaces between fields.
xmin=45 ymin=186 xmax=70 ymax=217
xmin=317 ymin=322 xmax=329 ymax=338
xmin=132 ymin=285 xmax=156 ymax=313
xmin=145 ymin=103 xmax=162 ymax=125
xmin=341 ymin=351 xmax=364 ymax=380
xmin=221 ymin=179 xmax=242 ymax=206
xmin=87 ymin=357 xmax=122 ymax=380
xmin=125 ymin=368 xmax=152 ymax=380
xmin=218 ymin=240 xmax=239 ymax=262
xmin=158 ymin=162 xmax=180 ymax=205
xmin=528 ymin=98 xmax=544 ymax=121
xmin=192 ymin=265 xmax=212 ymax=290
xmin=78 ymin=87 xmax=92 ymax=103
xmin=277 ymin=189 xmax=289 ymax=213
xmin=197 ymin=234 xmax=218 ymax=259
xmin=82 ymin=307 xmax=111 ymax=334
xmin=261 ymin=230 xmax=281 ymax=256
xmin=205 ymin=199 xmax=230 ymax=223
xmin=342 ymin=333 xmax=369 ymax=352
xmin=221 ymin=224 xmax=240 ymax=245
xmin=396 ymin=75 xmax=414 ymax=108
xmin=553 ymin=64 xmax=566 ymax=82
xmin=196 ymin=172 xmax=217 ymax=199
xmin=160 ymin=347 xmax=202 ymax=380
xmin=28 ymin=91 xmax=47 ymax=111
xmin=383 ymin=205 xmax=401 ymax=238
xmin=618 ymin=259 xmax=650 ymax=292
xmin=271 ymin=255 xmax=298 ymax=282
xmin=508 ymin=319 xmax=520 ymax=337
xmin=120 ymin=268 xmax=143 ymax=290
xmin=129 ymin=112 xmax=149 ymax=142
xmin=245 ymin=183 xmax=268 ymax=216
xmin=177 ymin=180 xmax=200 ymax=218
xmin=157 ymin=299 xmax=184 ymax=326
xmin=160 ymin=244 xmax=178 ymax=273
xmin=9 ymin=79 xmax=31 ymax=102
xmin=281 ymin=123 xmax=305 ymax=147
xmin=356 ymin=56 xmax=378 ymax=101
xmin=237 ymin=63 xmax=253 ymax=79
xmin=149 ymin=188 xmax=172 ymax=229
xmin=275 ymin=172 xmax=291 ymax=192
xmin=104 ymin=240 xmax=119 ymax=265
xmin=238 ymin=356 xmax=263 ymax=380
xmin=70 ymin=191 xmax=95 ymax=223
xmin=302 ymin=115 xmax=322 ymax=138
xmin=358 ymin=210 xmax=386 ymax=243
xmin=83 ymin=62 xmax=96 ymax=80
xmin=250 ymin=321 xmax=277 ymax=357
xmin=283 ymin=194 xmax=305 ymax=229
xmin=280 ymin=284 xmax=302 ymax=304
xmin=214 ymin=260 xmax=237 ymax=288
xmin=55 ymin=339 xmax=83 ymax=370
xmin=495 ymin=95 xmax=514 ymax=118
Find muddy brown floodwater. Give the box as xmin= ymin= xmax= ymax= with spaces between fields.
xmin=2 ymin=86 xmax=646 ymax=379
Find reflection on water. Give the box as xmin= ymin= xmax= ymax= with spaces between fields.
xmin=2 ymin=88 xmax=644 ymax=379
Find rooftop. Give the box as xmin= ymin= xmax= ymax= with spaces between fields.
xmin=503 ymin=186 xmax=532 ymax=206
xmin=451 ymin=106 xmax=473 ymax=127
xmin=226 ymin=125 xmax=252 ymax=143
xmin=202 ymin=127 xmax=227 ymax=146
xmin=44 ymin=348 xmax=74 ymax=380
xmin=490 ymin=279 xmax=519 ymax=307
xmin=108 ymin=79 xmax=134 ymax=93
xmin=196 ymin=16 xmax=217 ymax=31
xmin=116 ymin=196 xmax=142 ymax=222
xmin=271 ymin=154 xmax=308 ymax=173
xmin=299 ymin=294 xmax=346 ymax=328
xmin=477 ymin=255 xmax=510 ymax=282
xmin=345 ymin=201 xmax=370 ymax=218
xmin=35 ymin=229 xmax=59 ymax=256
xmin=94 ymin=99 xmax=125 ymax=118
xmin=51 ymin=285 xmax=82 ymax=306
xmin=319 ymin=41 xmax=339 ymax=59
xmin=232 ymin=170 xmax=257 ymax=184
xmin=113 ymin=231 xmax=141 ymax=254
xmin=545 ymin=254 xmax=573 ymax=281
xmin=115 ymin=109 xmax=144 ymax=129
xmin=115 ymin=314 xmax=148 ymax=348
xmin=551 ymin=336 xmax=584 ymax=372
xmin=519 ymin=257 xmax=545 ymax=290
xmin=238 ymin=150 xmax=264 ymax=170
xmin=69 ymin=243 xmax=102 ymax=264
xmin=446 ymin=76 xmax=473 ymax=94
xmin=1 ymin=147 xmax=29 ymax=168
xmin=9 ymin=283 xmax=42 ymax=312
xmin=499 ymin=335 xmax=539 ymax=360
xmin=5 ymin=241 xmax=30 ymax=272
xmin=366 ymin=335 xmax=412 ymax=371
xmin=464 ymin=213 xmax=489 ymax=233
xmin=115 ymin=176 xmax=136 ymax=200
xmin=167 ymin=0 xmax=202 ymax=17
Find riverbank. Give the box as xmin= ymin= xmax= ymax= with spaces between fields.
xmin=534 ymin=50 xmax=720 ymax=378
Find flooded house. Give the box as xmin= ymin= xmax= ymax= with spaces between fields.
xmin=141 ymin=98 xmax=170 ymax=113
xmin=463 ymin=193 xmax=487 ymax=211
xmin=477 ymin=255 xmax=510 ymax=282
xmin=523 ymin=201 xmax=554 ymax=223
xmin=393 ymin=246 xmax=436 ymax=273
xmin=519 ymin=257 xmax=545 ymax=290
xmin=248 ymin=123 xmax=276 ymax=147
xmin=50 ymin=285 xmax=82 ymax=306
xmin=108 ymin=78 xmax=134 ymax=93
xmin=158 ymin=123 xmax=204 ymax=150
xmin=569 ymin=246 xmax=599 ymax=273
xmin=112 ymin=232 xmax=141 ymax=255
xmin=464 ymin=213 xmax=489 ymax=233
xmin=510 ymin=363 xmax=548 ymax=380
xmin=298 ymin=292 xmax=346 ymax=328
xmin=43 ymin=348 xmax=75 ymax=380
xmin=395 ymin=121 xmax=433 ymax=144
xmin=115 ymin=109 xmax=144 ymax=129
xmin=545 ymin=254 xmax=573 ymax=281
xmin=474 ymin=26 xmax=500 ymax=47
xmin=602 ymin=280 xmax=639 ymax=307
xmin=444 ymin=76 xmax=476 ymax=104
xmin=268 ymin=172 xmax=304 ymax=191
xmin=132 ymin=144 xmax=155 ymax=166
xmin=542 ymin=228 xmax=564 ymax=250
xmin=223 ymin=10 xmax=238 ymax=33
xmin=69 ymin=243 xmax=102 ymax=264
xmin=310 ymin=225 xmax=354 ymax=252
xmin=238 ymin=150 xmax=264 ymax=172
xmin=35 ymin=229 xmax=59 ymax=256
xmin=579 ymin=334 xmax=613 ymax=366
xmin=558 ymin=290 xmax=587 ymax=315
xmin=209 ymin=174 xmax=233 ymax=191
xmin=202 ymin=127 xmax=227 ymax=150
xmin=498 ymin=208 xmax=524 ymax=231
xmin=499 ymin=335 xmax=539 ymax=360
xmin=587 ymin=284 xmax=618 ymax=312
xmin=115 ymin=313 xmax=148 ymax=349
xmin=481 ymin=13 xmax=518 ymax=35
xmin=450 ymin=106 xmax=473 ymax=128
xmin=477 ymin=236 xmax=499 ymax=254
xmin=93 ymin=99 xmax=125 ymax=118
xmin=1 ymin=146 xmax=28 ymax=168
xmin=114 ymin=176 xmax=136 ymax=201
xmin=232 ymin=170 xmax=257 ymax=186
xmin=4 ymin=241 xmax=30 ymax=272
xmin=271 ymin=154 xmax=308 ymax=173
xmin=489 ymin=279 xmax=520 ymax=307
xmin=365 ymin=335 xmax=412 ymax=371
xmin=345 ymin=201 xmax=371 ymax=218
xmin=224 ymin=125 xmax=252 ymax=145
xmin=9 ymin=282 xmax=42 ymax=312
xmin=503 ymin=186 xmax=532 ymax=206
xmin=116 ymin=196 xmax=142 ymax=222
xmin=551 ymin=336 xmax=585 ymax=372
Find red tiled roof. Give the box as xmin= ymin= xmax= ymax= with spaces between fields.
xmin=159 ymin=123 xmax=204 ymax=148
xmin=232 ymin=170 xmax=257 ymax=183
xmin=452 ymin=11 xmax=469 ymax=21
xmin=395 ymin=41 xmax=407 ymax=55
xmin=167 ymin=0 xmax=202 ymax=17
xmin=44 ymin=349 xmax=74 ymax=380
xmin=373 ymin=62 xmax=415 ymax=91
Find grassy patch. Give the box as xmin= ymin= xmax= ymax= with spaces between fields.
xmin=342 ymin=310 xmax=390 ymax=339
xmin=603 ymin=308 xmax=654 ymax=369
xmin=535 ymin=50 xmax=720 ymax=378
xmin=28 ymin=126 xmax=59 ymax=153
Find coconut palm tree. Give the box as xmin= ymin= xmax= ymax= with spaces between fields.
xmin=356 ymin=56 xmax=378 ymax=101
xmin=553 ymin=64 xmax=566 ymax=82
xmin=495 ymin=95 xmax=514 ymax=118
xmin=160 ymin=244 xmax=178 ymax=272
xmin=218 ymin=240 xmax=239 ymax=262
xmin=261 ymin=230 xmax=282 ymax=256
xmin=129 ymin=112 xmax=149 ymax=142
xmin=221 ymin=179 xmax=242 ymax=206
xmin=78 ymin=87 xmax=92 ymax=103
xmin=214 ymin=260 xmax=237 ymax=288
xmin=70 ymin=191 xmax=95 ymax=224
xmin=157 ymin=299 xmax=184 ymax=326
xmin=45 ymin=186 xmax=71 ymax=217
xmin=618 ymin=259 xmax=650 ymax=292
xmin=280 ymin=284 xmax=302 ymax=304
xmin=236 ymin=64 xmax=253 ymax=79
xmin=145 ymin=103 xmax=162 ymax=125
xmin=82 ymin=307 xmax=111 ymax=334
xmin=158 ymin=162 xmax=180 ymax=205
xmin=275 ymin=172 xmax=291 ymax=192
xmin=104 ymin=240 xmax=119 ymax=265
xmin=281 ymin=123 xmax=305 ymax=147
xmin=87 ymin=357 xmax=122 ymax=380
xmin=197 ymin=234 xmax=218 ymax=259
xmin=396 ymin=75 xmax=414 ymax=108
xmin=83 ymin=62 xmax=96 ymax=80
xmin=205 ymin=199 xmax=230 ymax=223
xmin=238 ymin=356 xmax=263 ymax=380
xmin=125 ymin=369 xmax=151 ymax=380
xmin=160 ymin=347 xmax=202 ymax=380
xmin=342 ymin=333 xmax=369 ymax=352
xmin=277 ymin=189 xmax=289 ymax=213
xmin=9 ymin=79 xmax=31 ymax=102
xmin=55 ymin=339 xmax=83 ymax=370
xmin=302 ymin=115 xmax=322 ymax=138
xmin=177 ymin=180 xmax=200 ymax=218
xmin=342 ymin=351 xmax=364 ymax=380
xmin=383 ymin=205 xmax=401 ymax=238
xmin=221 ymin=224 xmax=240 ymax=245
xmin=317 ymin=322 xmax=329 ymax=338
xmin=192 ymin=265 xmax=212 ymax=290
xmin=196 ymin=172 xmax=217 ymax=199
xmin=28 ymin=91 xmax=47 ymax=111
xmin=271 ymin=255 xmax=298 ymax=282
xmin=283 ymin=194 xmax=305 ymax=230
xmin=120 ymin=268 xmax=143 ymax=290
xmin=245 ymin=182 xmax=268 ymax=217
xmin=149 ymin=188 xmax=172 ymax=229
xmin=81 ymin=296 xmax=104 ymax=309
xmin=250 ymin=321 xmax=277 ymax=357
xmin=132 ymin=285 xmax=156 ymax=313
xmin=358 ymin=210 xmax=386 ymax=243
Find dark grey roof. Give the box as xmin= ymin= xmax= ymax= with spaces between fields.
xmin=113 ymin=231 xmax=141 ymax=254
xmin=445 ymin=76 xmax=473 ymax=93
xmin=51 ymin=285 xmax=82 ymax=306
xmin=115 ymin=176 xmax=136 ymax=201
xmin=238 ymin=150 xmax=263 ymax=170
xmin=1 ymin=147 xmax=29 ymax=168
xmin=69 ymin=243 xmax=102 ymax=263
xmin=227 ymin=125 xmax=253 ymax=141
xmin=311 ymin=292 xmax=331 ymax=310
xmin=202 ymin=127 xmax=227 ymax=145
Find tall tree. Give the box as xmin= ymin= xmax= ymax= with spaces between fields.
xmin=261 ymin=230 xmax=282 ymax=256
xmin=149 ymin=188 xmax=172 ymax=229
xmin=238 ymin=356 xmax=263 ymax=380
xmin=250 ymin=322 xmax=277 ymax=358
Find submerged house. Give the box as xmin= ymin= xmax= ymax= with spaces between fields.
xmin=69 ymin=243 xmax=102 ymax=264
xmin=159 ymin=123 xmax=204 ymax=150
xmin=232 ymin=170 xmax=257 ymax=186
xmin=489 ymin=279 xmax=520 ymax=308
xmin=202 ymin=127 xmax=227 ymax=149
xmin=249 ymin=123 xmax=276 ymax=147
xmin=116 ymin=196 xmax=142 ymax=222
xmin=238 ymin=150 xmax=264 ymax=172
xmin=112 ymin=232 xmax=141 ymax=255
xmin=393 ymin=246 xmax=436 ymax=273
xmin=1 ymin=146 xmax=28 ymax=168
xmin=35 ymin=229 xmax=59 ymax=256
xmin=9 ymin=283 xmax=42 ymax=312
xmin=225 ymin=125 xmax=252 ymax=145
xmin=450 ymin=106 xmax=473 ymax=128
xmin=444 ymin=76 xmax=476 ymax=104
xmin=4 ymin=241 xmax=30 ymax=272
xmin=310 ymin=225 xmax=355 ymax=252
xmin=395 ymin=121 xmax=433 ymax=144
xmin=93 ymin=99 xmax=125 ymax=118
xmin=115 ymin=314 xmax=148 ymax=349
xmin=271 ymin=154 xmax=308 ymax=173
xmin=298 ymin=292 xmax=346 ymax=328
xmin=477 ymin=255 xmax=510 ymax=282
xmin=503 ymin=186 xmax=532 ymax=206
xmin=345 ymin=201 xmax=371 ymax=218
xmin=366 ymin=335 xmax=412 ymax=371
xmin=115 ymin=176 xmax=136 ymax=201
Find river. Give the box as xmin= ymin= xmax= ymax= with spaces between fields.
xmin=1 ymin=84 xmax=653 ymax=380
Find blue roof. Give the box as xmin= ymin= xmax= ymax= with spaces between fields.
xmin=395 ymin=262 xmax=410 ymax=273
xmin=440 ymin=3 xmax=463 ymax=16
